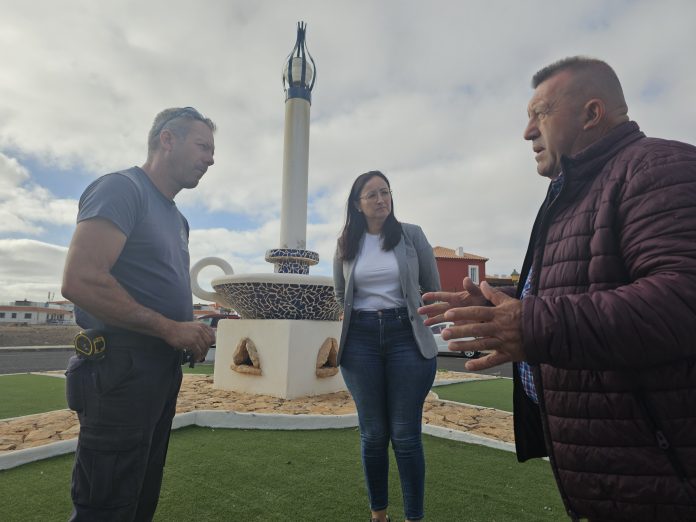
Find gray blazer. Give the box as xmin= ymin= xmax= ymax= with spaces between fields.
xmin=333 ymin=223 xmax=441 ymax=364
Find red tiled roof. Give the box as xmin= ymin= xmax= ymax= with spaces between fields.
xmin=432 ymin=246 xmax=488 ymax=261
xmin=0 ymin=306 xmax=72 ymax=315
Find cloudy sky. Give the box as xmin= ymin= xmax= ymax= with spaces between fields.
xmin=1 ymin=0 xmax=695 ymax=304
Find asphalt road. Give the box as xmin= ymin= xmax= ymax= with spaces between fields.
xmin=0 ymin=347 xmax=74 ymax=374
xmin=1 ymin=346 xmax=512 ymax=378
xmin=0 ymin=347 xmax=214 ymax=374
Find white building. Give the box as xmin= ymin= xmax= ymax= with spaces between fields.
xmin=0 ymin=300 xmax=74 ymax=325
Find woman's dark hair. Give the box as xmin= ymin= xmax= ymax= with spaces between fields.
xmin=337 ymin=170 xmax=402 ymax=261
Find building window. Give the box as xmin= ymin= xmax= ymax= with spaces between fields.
xmin=468 ymin=265 xmax=480 ymax=284
xmin=11 ymin=313 xmax=17 ymax=319
xmin=24 ymin=313 xmax=32 ymax=319
xmin=0 ymin=313 xmax=5 ymax=318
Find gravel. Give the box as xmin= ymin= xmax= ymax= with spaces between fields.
xmin=0 ymin=325 xmax=81 ymax=347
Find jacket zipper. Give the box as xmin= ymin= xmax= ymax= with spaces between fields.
xmin=634 ymin=389 xmax=689 ymax=481
xmin=526 ymin=180 xmax=577 ymax=515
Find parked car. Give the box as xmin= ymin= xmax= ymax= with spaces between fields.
xmin=197 ymin=313 xmax=240 ymax=346
xmin=430 ymin=322 xmax=480 ymax=358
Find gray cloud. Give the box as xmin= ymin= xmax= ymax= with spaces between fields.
xmin=0 ymin=239 xmax=67 ymax=302
xmin=1 ymin=0 xmax=695 ymax=301
xmin=0 ymin=153 xmax=78 ymax=235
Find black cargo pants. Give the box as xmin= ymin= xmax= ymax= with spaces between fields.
xmin=65 ymin=337 xmax=183 ymax=522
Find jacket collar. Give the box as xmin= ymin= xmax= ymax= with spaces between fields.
xmin=560 ymin=121 xmax=645 ymax=179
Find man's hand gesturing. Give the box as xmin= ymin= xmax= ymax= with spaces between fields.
xmin=438 ymin=281 xmax=524 ymax=371
xmin=418 ymin=277 xmax=488 ymax=326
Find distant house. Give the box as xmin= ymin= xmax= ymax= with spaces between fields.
xmin=432 ymin=246 xmax=489 ymax=292
xmin=485 ymin=276 xmax=515 ymax=287
xmin=49 ymin=300 xmax=75 ymax=317
xmin=193 ymin=303 xmax=230 ymax=319
xmin=0 ymin=300 xmax=74 ymax=325
xmin=0 ymin=299 xmax=229 ymax=325
xmin=485 ymin=269 xmax=520 ymax=288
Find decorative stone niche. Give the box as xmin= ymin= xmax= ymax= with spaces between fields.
xmin=214 ymin=319 xmax=345 ymax=399
xmin=231 ymin=337 xmax=262 ymax=375
xmin=316 ymin=337 xmax=338 ymax=378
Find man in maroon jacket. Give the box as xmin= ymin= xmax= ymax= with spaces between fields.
xmin=420 ymin=57 xmax=696 ymax=521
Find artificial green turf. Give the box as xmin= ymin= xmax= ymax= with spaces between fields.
xmin=0 ymin=427 xmax=564 ymax=521
xmin=434 ymin=378 xmax=513 ymax=412
xmin=182 ymin=363 xmax=214 ymax=375
xmin=0 ymin=367 xmax=213 ymax=420
xmin=0 ymin=374 xmax=68 ymax=419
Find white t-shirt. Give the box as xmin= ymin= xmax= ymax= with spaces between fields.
xmin=353 ymin=233 xmax=405 ymax=310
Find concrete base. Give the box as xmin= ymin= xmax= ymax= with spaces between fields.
xmin=214 ymin=319 xmax=346 ymax=399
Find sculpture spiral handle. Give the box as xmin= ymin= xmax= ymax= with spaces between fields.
xmin=190 ymin=257 xmax=235 ymax=303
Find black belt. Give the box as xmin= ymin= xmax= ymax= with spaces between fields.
xmin=354 ymin=307 xmax=409 ymax=319
xmin=105 ymin=332 xmax=175 ymax=356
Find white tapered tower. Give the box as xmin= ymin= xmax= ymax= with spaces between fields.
xmin=266 ymin=21 xmax=319 ymax=274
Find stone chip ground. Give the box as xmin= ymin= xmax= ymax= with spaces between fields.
xmin=0 ymin=372 xmax=513 ymax=453
xmin=0 ymin=326 xmax=513 ymax=453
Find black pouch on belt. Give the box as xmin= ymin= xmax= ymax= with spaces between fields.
xmin=65 ymin=355 xmax=88 ymax=413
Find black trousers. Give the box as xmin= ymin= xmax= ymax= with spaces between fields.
xmin=66 ymin=340 xmax=183 ymax=522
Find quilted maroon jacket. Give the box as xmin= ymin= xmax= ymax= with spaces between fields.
xmin=514 ymin=121 xmax=696 ymax=521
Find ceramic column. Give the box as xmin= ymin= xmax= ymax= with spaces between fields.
xmin=266 ymin=22 xmax=319 ymax=274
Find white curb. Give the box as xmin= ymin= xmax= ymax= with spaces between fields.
xmin=0 ymin=407 xmax=519 ymax=471
xmin=0 ymin=439 xmax=78 ymax=470
xmin=179 ymin=410 xmax=359 ymax=431
xmin=422 ymin=424 xmax=515 ymax=453
xmin=0 ymin=376 xmax=516 ymax=470
xmin=0 ymin=410 xmax=359 ymax=470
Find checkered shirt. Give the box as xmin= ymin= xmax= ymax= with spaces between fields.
xmin=517 ymin=174 xmax=564 ymax=404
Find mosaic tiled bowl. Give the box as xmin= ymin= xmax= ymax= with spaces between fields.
xmin=211 ymin=273 xmax=341 ymax=321
xmin=190 ymin=258 xmax=340 ymax=321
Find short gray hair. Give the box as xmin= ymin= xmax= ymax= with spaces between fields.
xmin=147 ymin=107 xmax=216 ymax=155
xmin=531 ymin=56 xmax=621 ymax=89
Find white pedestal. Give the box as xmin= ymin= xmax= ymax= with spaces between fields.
xmin=214 ymin=319 xmax=346 ymax=399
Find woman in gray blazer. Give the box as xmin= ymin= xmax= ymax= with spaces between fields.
xmin=333 ymin=170 xmax=440 ymax=522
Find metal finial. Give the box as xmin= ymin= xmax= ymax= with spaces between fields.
xmin=282 ymin=21 xmax=316 ymax=102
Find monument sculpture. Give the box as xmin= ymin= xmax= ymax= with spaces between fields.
xmin=190 ymin=22 xmax=344 ymax=399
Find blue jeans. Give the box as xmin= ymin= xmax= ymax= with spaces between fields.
xmin=340 ymin=308 xmax=437 ymax=521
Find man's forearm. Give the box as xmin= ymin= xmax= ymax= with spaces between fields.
xmin=63 ymin=271 xmax=174 ymax=340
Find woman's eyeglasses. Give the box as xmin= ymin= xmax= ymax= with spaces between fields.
xmin=359 ymin=189 xmax=392 ymax=202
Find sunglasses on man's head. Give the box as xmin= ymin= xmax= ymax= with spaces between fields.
xmin=152 ymin=107 xmax=204 ymax=136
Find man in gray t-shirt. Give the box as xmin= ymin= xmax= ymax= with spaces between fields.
xmin=62 ymin=107 xmax=216 ymax=521
xmin=75 ymin=166 xmax=194 ymax=331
